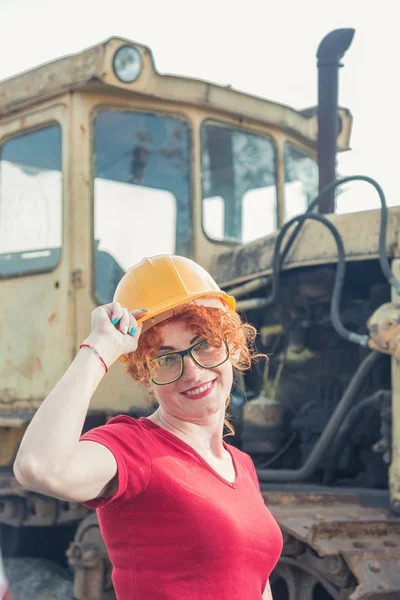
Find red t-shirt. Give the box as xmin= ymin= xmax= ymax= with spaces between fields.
xmin=81 ymin=416 xmax=283 ymax=600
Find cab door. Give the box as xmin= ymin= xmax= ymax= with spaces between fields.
xmin=0 ymin=102 xmax=74 ymax=414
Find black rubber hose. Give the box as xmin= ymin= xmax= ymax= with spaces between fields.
xmin=267 ymin=175 xmax=399 ymax=305
xmin=256 ymin=350 xmax=381 ymax=482
xmin=322 ymin=389 xmax=390 ymax=485
xmin=268 ymin=211 xmax=369 ymax=346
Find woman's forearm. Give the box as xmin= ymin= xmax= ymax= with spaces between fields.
xmin=14 ymin=336 xmax=115 ymax=482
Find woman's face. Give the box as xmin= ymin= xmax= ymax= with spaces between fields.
xmin=146 ymin=319 xmax=233 ymax=423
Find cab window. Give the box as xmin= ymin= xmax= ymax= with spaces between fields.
xmin=284 ymin=143 xmax=318 ymax=221
xmin=93 ymin=110 xmax=191 ymax=304
xmin=201 ymin=122 xmax=277 ymax=243
xmin=0 ymin=125 xmax=62 ymax=277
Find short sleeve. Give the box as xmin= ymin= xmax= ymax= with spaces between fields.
xmin=79 ymin=416 xmax=151 ymax=510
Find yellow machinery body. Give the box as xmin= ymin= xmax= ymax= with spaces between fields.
xmin=0 ymin=37 xmax=399 ymax=600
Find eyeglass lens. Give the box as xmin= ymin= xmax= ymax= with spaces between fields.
xmin=151 ymin=340 xmax=228 ymax=384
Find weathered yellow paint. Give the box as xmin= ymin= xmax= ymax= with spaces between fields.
xmin=0 ymin=37 xmax=352 ymax=152
xmin=0 ymin=39 xmax=352 ymax=419
xmin=0 ymin=102 xmax=74 ymax=410
xmin=212 ymin=206 xmax=400 ymax=287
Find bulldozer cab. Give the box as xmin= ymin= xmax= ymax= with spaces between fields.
xmin=0 ymin=36 xmax=351 ymax=416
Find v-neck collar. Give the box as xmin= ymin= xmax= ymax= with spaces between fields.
xmin=139 ymin=417 xmax=240 ymax=488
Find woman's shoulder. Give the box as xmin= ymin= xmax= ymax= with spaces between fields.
xmin=81 ymin=414 xmax=151 ymax=444
xmin=106 ymin=414 xmax=147 ymax=428
xmin=90 ymin=414 xmax=153 ymax=429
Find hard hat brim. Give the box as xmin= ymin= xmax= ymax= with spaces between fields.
xmin=118 ymin=291 xmax=235 ymax=363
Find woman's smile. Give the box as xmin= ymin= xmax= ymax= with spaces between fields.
xmin=181 ymin=378 xmax=216 ymax=400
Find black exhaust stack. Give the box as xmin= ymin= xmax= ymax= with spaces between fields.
xmin=317 ymin=28 xmax=355 ymax=214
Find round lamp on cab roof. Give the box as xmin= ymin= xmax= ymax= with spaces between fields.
xmin=113 ymin=46 xmax=142 ymax=83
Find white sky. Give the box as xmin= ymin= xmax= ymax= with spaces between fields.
xmin=0 ymin=0 xmax=397 ymax=211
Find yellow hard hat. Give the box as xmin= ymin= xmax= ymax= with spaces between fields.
xmin=113 ymin=255 xmax=236 ymax=336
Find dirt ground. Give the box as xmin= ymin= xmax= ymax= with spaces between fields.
xmin=4 ymin=557 xmax=74 ymax=600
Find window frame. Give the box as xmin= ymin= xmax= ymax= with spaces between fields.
xmin=0 ymin=120 xmax=63 ymax=280
xmin=90 ymin=104 xmax=193 ymax=306
xmin=200 ymin=119 xmax=279 ymax=246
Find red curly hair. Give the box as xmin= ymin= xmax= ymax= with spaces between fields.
xmin=125 ymin=303 xmax=266 ymax=436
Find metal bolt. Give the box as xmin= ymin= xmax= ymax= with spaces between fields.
xmin=324 ymin=555 xmax=342 ymax=574
xmin=376 ymin=582 xmax=388 ymax=590
xmin=367 ymin=561 xmax=381 ymax=573
xmin=66 ymin=541 xmax=83 ymax=563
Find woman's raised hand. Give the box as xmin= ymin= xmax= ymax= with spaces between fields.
xmin=83 ymin=302 xmax=147 ymax=367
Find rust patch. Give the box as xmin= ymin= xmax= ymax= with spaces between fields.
xmin=212 ymin=207 xmax=400 ymax=287
xmin=262 ymin=490 xmax=361 ymax=507
xmin=17 ymin=356 xmax=43 ymax=379
xmin=48 ymin=312 xmax=58 ymax=325
xmin=0 ymin=425 xmax=26 ymax=465
xmin=263 ymin=491 xmax=400 ymax=599
xmin=0 ymin=388 xmax=17 ymax=404
xmin=346 ymin=551 xmax=400 ymax=600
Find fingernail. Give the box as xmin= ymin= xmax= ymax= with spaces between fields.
xmin=122 ymin=325 xmax=128 ymax=335
xmin=140 ymin=308 xmax=148 ymax=312
xmin=112 ymin=317 xmax=120 ymax=325
xmin=130 ymin=326 xmax=137 ymax=336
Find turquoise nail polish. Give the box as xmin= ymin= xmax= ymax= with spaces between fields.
xmin=140 ymin=308 xmax=148 ymax=312
xmin=112 ymin=317 xmax=120 ymax=325
xmin=130 ymin=326 xmax=137 ymax=336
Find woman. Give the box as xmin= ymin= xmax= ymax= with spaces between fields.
xmin=14 ymin=255 xmax=283 ymax=600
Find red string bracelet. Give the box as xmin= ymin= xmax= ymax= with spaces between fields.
xmin=79 ymin=344 xmax=109 ymax=373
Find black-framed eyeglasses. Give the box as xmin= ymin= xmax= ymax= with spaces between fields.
xmin=149 ymin=339 xmax=230 ymax=385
